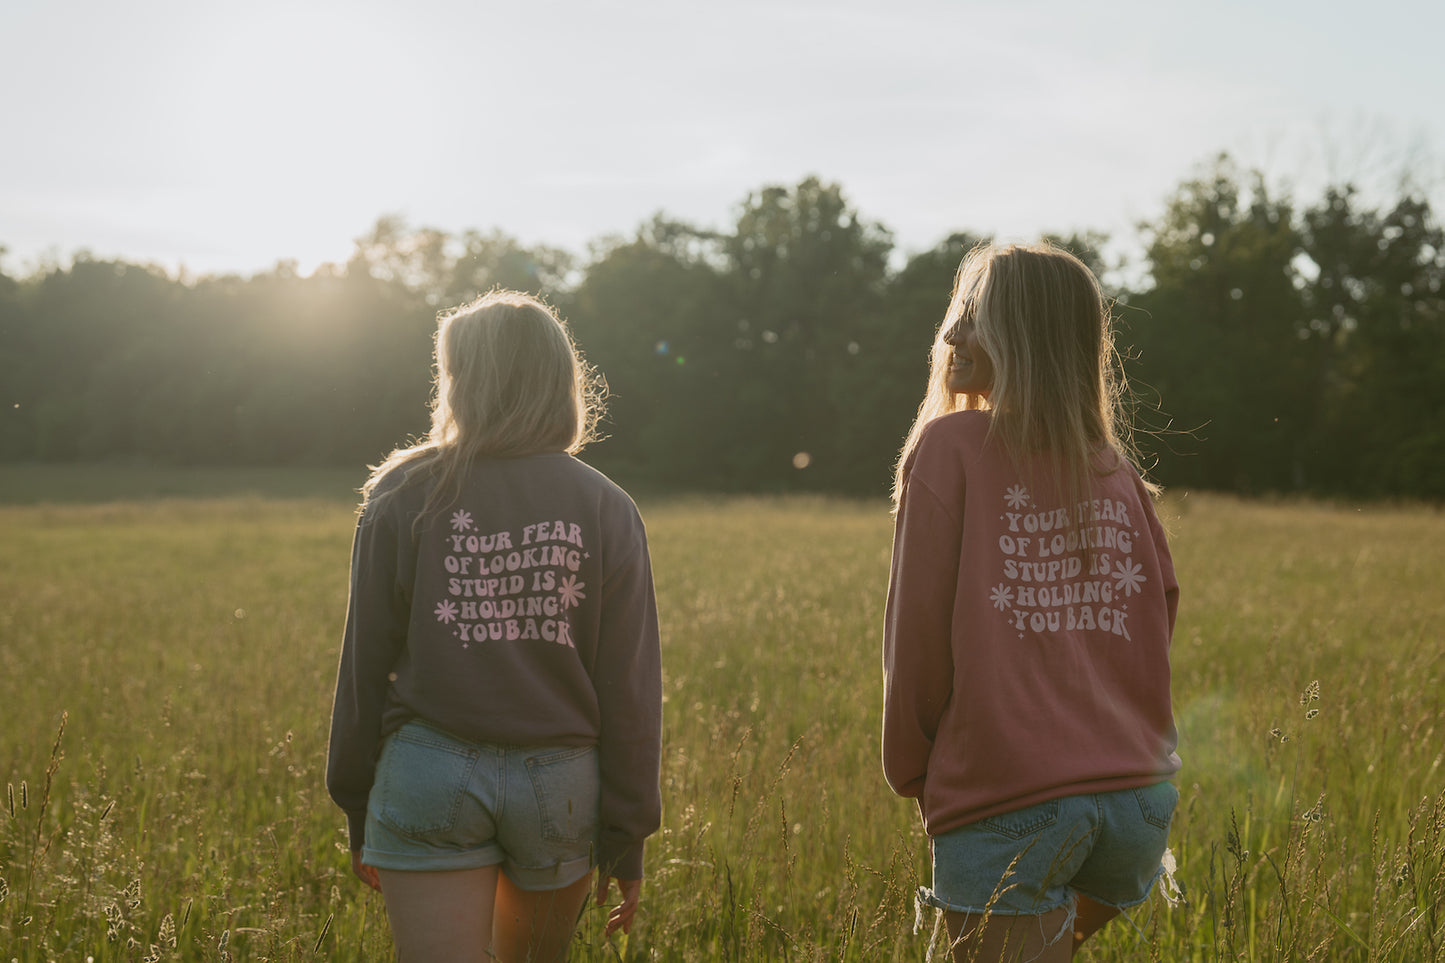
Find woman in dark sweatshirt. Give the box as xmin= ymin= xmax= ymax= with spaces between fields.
xmin=328 ymin=290 xmax=662 ymax=962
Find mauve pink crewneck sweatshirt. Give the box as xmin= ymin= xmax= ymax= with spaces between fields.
xmin=883 ymin=410 xmax=1180 ymax=837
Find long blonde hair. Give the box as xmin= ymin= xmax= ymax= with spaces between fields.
xmin=892 ymin=241 xmax=1154 ymax=513
xmin=361 ymin=289 xmax=605 ymax=517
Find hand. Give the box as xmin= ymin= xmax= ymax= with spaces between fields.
xmin=595 ymin=874 xmax=641 ymax=937
xmin=351 ymin=850 xmax=381 ymax=892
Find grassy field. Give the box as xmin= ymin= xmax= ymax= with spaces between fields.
xmin=0 ymin=468 xmax=1441 ymax=960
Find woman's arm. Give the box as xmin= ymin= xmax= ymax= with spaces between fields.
xmin=591 ymin=531 xmax=664 ymax=882
xmin=881 ymin=473 xmax=961 ymax=799
xmin=326 ymin=501 xmax=411 ymax=852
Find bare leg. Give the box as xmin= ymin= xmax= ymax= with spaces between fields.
xmin=945 ymin=907 xmax=1073 ymax=963
xmin=377 ymin=866 xmax=501 ymax=963
xmin=492 ymin=871 xmax=594 ymax=963
xmin=1070 ymin=894 xmax=1120 ymax=956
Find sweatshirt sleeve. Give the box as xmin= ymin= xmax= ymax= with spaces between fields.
xmin=591 ymin=527 xmax=664 ymax=880
xmin=326 ymin=498 xmax=412 ymax=851
xmin=1140 ymin=480 xmax=1180 ymax=639
xmin=881 ymin=472 xmax=962 ymax=799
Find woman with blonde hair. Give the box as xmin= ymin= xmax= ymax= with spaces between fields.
xmin=883 ymin=243 xmax=1180 ymax=961
xmin=328 ymin=290 xmax=662 ymax=962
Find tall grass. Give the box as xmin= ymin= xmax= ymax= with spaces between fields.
xmin=1 ymin=478 xmax=1441 ymax=960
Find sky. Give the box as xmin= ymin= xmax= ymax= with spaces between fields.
xmin=2 ymin=0 xmax=1442 ymax=279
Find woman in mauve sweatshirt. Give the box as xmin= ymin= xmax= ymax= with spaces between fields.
xmin=884 ymin=242 xmax=1180 ymax=962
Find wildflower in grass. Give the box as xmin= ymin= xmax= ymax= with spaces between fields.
xmin=1300 ymin=679 xmax=1321 ymax=705
xmin=434 ymin=599 xmax=459 ymax=623
xmin=1306 ymin=708 xmax=1320 ymax=720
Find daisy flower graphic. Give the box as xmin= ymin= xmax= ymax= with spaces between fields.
xmin=434 ymin=599 xmax=459 ymax=623
xmin=1004 ymin=485 xmax=1030 ymax=510
xmin=989 ymin=583 xmax=1014 ymax=611
xmin=1112 ymin=558 xmax=1147 ymax=597
xmin=557 ymin=575 xmax=587 ymax=609
xmin=450 ymin=509 xmax=473 ymax=532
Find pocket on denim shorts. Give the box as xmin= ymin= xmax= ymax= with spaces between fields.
xmin=978 ymin=798 xmax=1061 ymax=839
xmin=1133 ymin=781 xmax=1179 ymax=831
xmin=374 ymin=726 xmax=478 ymax=837
xmin=525 ymin=746 xmax=599 ymax=844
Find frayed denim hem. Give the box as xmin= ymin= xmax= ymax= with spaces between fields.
xmin=1072 ymin=848 xmax=1184 ymax=942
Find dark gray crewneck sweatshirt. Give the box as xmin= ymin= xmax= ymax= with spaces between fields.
xmin=326 ymin=452 xmax=662 ymax=880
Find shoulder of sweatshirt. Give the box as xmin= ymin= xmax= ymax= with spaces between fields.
xmin=911 ymin=410 xmax=991 ymax=481
xmin=1103 ymin=455 xmax=1164 ymax=514
xmin=359 ymin=457 xmax=432 ymax=524
xmin=527 ymin=456 xmax=648 ymax=543
xmin=560 ymin=455 xmax=644 ymax=515
xmin=494 ymin=456 xmax=650 ymax=563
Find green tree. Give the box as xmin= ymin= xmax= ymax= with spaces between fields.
xmin=347 ymin=215 xmax=452 ymax=304
xmin=0 ymin=255 xmax=32 ymax=458
xmin=1300 ymin=188 xmax=1445 ymax=495
xmin=346 ymin=216 xmax=574 ymax=308
xmin=568 ymin=216 xmax=732 ymax=489
xmin=721 ymin=176 xmax=896 ymax=492
xmin=223 ymin=264 xmax=435 ymax=465
xmin=447 ymin=228 xmax=574 ymax=305
xmin=20 ymin=257 xmax=184 ymax=460
xmin=1129 ymin=156 xmax=1309 ymax=492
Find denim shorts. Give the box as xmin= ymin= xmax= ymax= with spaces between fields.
xmin=362 ymin=720 xmax=599 ymax=891
xmin=921 ymin=782 xmax=1178 ymax=919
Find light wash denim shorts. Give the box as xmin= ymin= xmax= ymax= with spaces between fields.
xmin=921 ymin=782 xmax=1178 ymax=919
xmin=362 ymin=720 xmax=599 ymax=891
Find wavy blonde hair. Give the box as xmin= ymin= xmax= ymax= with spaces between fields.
xmin=362 ymin=289 xmax=605 ymax=517
xmin=893 ymin=241 xmax=1154 ymax=514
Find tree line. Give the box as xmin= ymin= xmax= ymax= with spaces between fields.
xmin=2 ymin=156 xmax=1442 ymax=499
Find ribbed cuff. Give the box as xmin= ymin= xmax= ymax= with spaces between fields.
xmin=346 ymin=808 xmax=367 ymax=851
xmin=600 ymin=839 xmax=645 ymax=881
